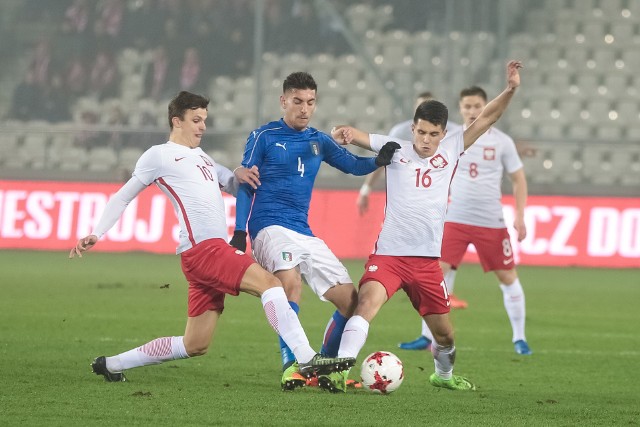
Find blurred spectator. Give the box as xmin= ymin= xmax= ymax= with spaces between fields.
xmin=93 ymin=0 xmax=125 ymax=46
xmin=40 ymin=72 xmax=72 ymax=122
xmin=176 ymin=47 xmax=205 ymax=93
xmin=122 ymin=0 xmax=167 ymax=50
xmin=65 ymin=53 xmax=89 ymax=99
xmin=144 ymin=45 xmax=172 ymax=100
xmin=9 ymin=70 xmax=40 ymax=121
xmin=62 ymin=0 xmax=91 ymax=35
xmin=28 ymin=40 xmax=53 ymax=87
xmin=289 ymin=1 xmax=321 ymax=54
xmin=88 ymin=49 xmax=120 ymax=100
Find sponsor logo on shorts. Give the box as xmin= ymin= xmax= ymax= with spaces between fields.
xmin=235 ymin=250 xmax=244 ymax=255
xmin=503 ymin=257 xmax=514 ymax=265
xmin=282 ymin=251 xmax=293 ymax=262
xmin=368 ymin=265 xmax=378 ymax=272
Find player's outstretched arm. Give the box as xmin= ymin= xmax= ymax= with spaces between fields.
xmin=331 ymin=125 xmax=372 ymax=150
xmin=69 ymin=177 xmax=146 ymax=259
xmin=464 ymin=60 xmax=522 ymax=149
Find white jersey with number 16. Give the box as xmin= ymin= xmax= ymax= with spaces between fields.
xmin=369 ymin=132 xmax=465 ymax=257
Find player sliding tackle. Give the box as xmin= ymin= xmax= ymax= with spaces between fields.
xmin=320 ymin=60 xmax=523 ymax=393
xmin=69 ymin=91 xmax=355 ymax=383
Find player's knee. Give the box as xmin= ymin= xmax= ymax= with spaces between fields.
xmin=432 ymin=330 xmax=455 ymax=347
xmin=185 ymin=342 xmax=209 ymax=357
xmin=326 ymin=284 xmax=357 ymax=316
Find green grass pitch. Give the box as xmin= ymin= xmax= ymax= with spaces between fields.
xmin=1 ymin=250 xmax=638 ymax=426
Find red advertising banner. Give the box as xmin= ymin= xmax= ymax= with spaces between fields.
xmin=1 ymin=180 xmax=638 ymax=268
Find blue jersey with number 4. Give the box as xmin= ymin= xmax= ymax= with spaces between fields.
xmin=235 ymin=119 xmax=377 ymax=239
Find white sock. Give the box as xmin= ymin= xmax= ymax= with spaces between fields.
xmin=420 ymin=319 xmax=434 ymax=341
xmin=500 ymin=278 xmax=526 ymax=342
xmin=261 ymin=287 xmax=316 ymax=364
xmin=107 ymin=336 xmax=189 ymax=372
xmin=444 ymin=269 xmax=457 ymax=294
xmin=337 ymin=315 xmax=369 ymax=358
xmin=431 ymin=343 xmax=456 ymax=380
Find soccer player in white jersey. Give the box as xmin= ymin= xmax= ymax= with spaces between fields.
xmin=322 ymin=61 xmax=522 ymax=393
xmin=401 ymin=85 xmax=532 ymax=356
xmin=357 ymin=93 xmax=467 ymax=337
xmin=231 ymin=72 xmax=398 ymax=390
xmin=69 ymin=91 xmax=355 ymax=383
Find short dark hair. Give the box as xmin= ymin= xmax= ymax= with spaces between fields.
xmin=167 ymin=91 xmax=209 ymax=129
xmin=283 ymin=72 xmax=317 ymax=93
xmin=459 ymin=85 xmax=487 ymax=101
xmin=414 ymin=100 xmax=448 ymax=130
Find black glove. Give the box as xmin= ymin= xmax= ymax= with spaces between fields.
xmin=375 ymin=141 xmax=401 ymax=167
xmin=229 ymin=230 xmax=247 ymax=252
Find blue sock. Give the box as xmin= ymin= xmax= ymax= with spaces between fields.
xmin=321 ymin=310 xmax=348 ymax=357
xmin=280 ymin=301 xmax=299 ymax=369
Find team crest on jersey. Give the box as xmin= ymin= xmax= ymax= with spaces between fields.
xmin=429 ymin=154 xmax=448 ymax=169
xmin=368 ymin=265 xmax=378 ymax=272
xmin=309 ymin=141 xmax=320 ymax=155
xmin=200 ymin=155 xmax=214 ymax=166
xmin=282 ymin=251 xmax=293 ymax=262
xmin=483 ymin=147 xmax=496 ymax=160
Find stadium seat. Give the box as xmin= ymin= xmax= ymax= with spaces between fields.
xmin=598 ymin=123 xmax=624 ymax=141
xmin=58 ymin=146 xmax=88 ymax=171
xmin=556 ymin=97 xmax=583 ymax=121
xmin=567 ymin=123 xmax=593 ymax=140
xmin=119 ymin=147 xmax=143 ymax=172
xmin=599 ymin=0 xmax=623 ymax=18
xmin=608 ymin=18 xmax=635 ymax=43
xmin=345 ymin=3 xmax=375 ymax=35
xmin=87 ymin=146 xmax=119 ymax=172
xmin=585 ymin=98 xmax=613 ymax=124
xmin=581 ymin=143 xmax=619 ymax=185
xmin=539 ymin=123 xmax=564 ymax=140
xmin=590 ymin=47 xmax=617 ymax=73
xmin=553 ymin=10 xmax=581 ymax=41
xmin=615 ymin=98 xmax=639 ymax=123
xmin=379 ymin=30 xmax=411 ymax=67
xmin=550 ymin=142 xmax=582 ymax=184
xmin=580 ymin=18 xmax=608 ymax=44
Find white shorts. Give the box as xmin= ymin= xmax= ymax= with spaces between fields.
xmin=252 ymin=225 xmax=352 ymax=301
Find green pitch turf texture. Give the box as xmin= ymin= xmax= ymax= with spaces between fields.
xmin=1 ymin=250 xmax=638 ymax=426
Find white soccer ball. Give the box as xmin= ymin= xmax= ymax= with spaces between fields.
xmin=360 ymin=351 xmax=404 ymax=394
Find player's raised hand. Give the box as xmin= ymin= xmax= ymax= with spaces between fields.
xmin=331 ymin=125 xmax=353 ymax=145
xmin=375 ymin=141 xmax=401 ymax=167
xmin=234 ymin=165 xmax=261 ymax=189
xmin=506 ymin=60 xmax=523 ymax=90
xmin=69 ymin=235 xmax=98 ymax=258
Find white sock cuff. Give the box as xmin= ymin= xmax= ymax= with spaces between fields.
xmin=171 ymin=336 xmax=189 ymax=359
xmin=261 ymin=286 xmax=287 ymax=304
xmin=348 ymin=315 xmax=370 ymax=335
xmin=500 ymin=278 xmax=523 ymax=295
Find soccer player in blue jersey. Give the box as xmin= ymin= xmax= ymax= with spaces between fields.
xmin=230 ymin=71 xmax=399 ymax=390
